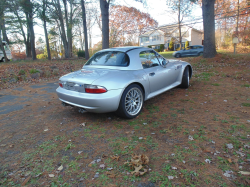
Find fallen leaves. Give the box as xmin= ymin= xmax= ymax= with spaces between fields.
xmin=124 ymin=154 xmax=149 ymax=176
xmin=106 ymin=172 xmax=116 ymax=178
xmin=100 ymin=164 xmax=105 ymax=169
xmin=21 ymin=176 xmax=31 ymax=186
xmin=57 ymin=165 xmax=63 ymax=171
xmin=238 ymin=171 xmax=250 ymax=175
xmin=80 ymin=122 xmax=86 ymax=127
xmin=102 ymin=154 xmax=108 ymax=158
xmin=110 ymin=155 xmax=120 ymax=161
xmin=48 ymin=174 xmax=55 ymax=178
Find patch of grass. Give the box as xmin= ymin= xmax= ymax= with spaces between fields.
xmin=214 ymin=115 xmax=219 ymax=121
xmin=212 ymin=83 xmax=220 ymax=86
xmin=242 ymin=103 xmax=250 ymax=107
xmin=29 ymin=69 xmax=39 ymax=74
xmin=194 ymin=72 xmax=214 ymax=81
xmin=241 ymin=84 xmax=250 ymax=88
xmin=159 ymin=51 xmax=174 ymax=59
xmin=65 ymin=143 xmax=75 ymax=151
xmin=18 ymin=69 xmax=26 ymax=75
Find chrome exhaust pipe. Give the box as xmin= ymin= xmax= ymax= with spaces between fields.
xmin=78 ymin=108 xmax=87 ymax=113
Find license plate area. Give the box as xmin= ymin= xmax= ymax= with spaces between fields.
xmin=66 ymin=82 xmax=85 ymax=92
xmin=66 ymin=82 xmax=75 ymax=90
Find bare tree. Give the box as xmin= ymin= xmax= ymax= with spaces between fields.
xmin=166 ymin=0 xmax=194 ymax=50
xmin=51 ymin=0 xmax=70 ymax=58
xmin=20 ymin=0 xmax=37 ymax=60
xmin=38 ymin=0 xmax=51 ymax=60
xmin=80 ymin=0 xmax=89 ymax=59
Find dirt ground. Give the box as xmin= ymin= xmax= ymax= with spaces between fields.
xmin=0 ymin=53 xmax=250 ymax=187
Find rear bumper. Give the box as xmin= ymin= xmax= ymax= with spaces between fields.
xmin=56 ymin=87 xmax=123 ymax=113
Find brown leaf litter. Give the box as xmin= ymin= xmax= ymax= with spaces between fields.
xmin=124 ymin=154 xmax=149 ymax=176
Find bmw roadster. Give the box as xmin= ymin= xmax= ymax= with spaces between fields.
xmin=56 ymin=46 xmax=192 ymax=119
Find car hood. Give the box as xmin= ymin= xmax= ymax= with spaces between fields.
xmin=60 ymin=68 xmax=112 ymax=84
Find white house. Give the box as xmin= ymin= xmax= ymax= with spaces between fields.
xmin=139 ymin=25 xmax=203 ymax=50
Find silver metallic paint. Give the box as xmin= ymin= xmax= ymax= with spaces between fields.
xmin=56 ymin=47 xmax=192 ymax=113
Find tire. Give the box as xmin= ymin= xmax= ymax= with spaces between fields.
xmin=179 ymin=67 xmax=189 ymax=89
xmin=198 ymin=52 xmax=203 ymax=56
xmin=2 ymin=57 xmax=8 ymax=62
xmin=175 ymin=53 xmax=181 ymax=58
xmin=116 ymin=84 xmax=144 ymax=119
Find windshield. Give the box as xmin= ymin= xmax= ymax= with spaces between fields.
xmin=85 ymin=51 xmax=129 ymax=67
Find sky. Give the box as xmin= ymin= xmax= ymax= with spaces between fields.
xmin=34 ymin=0 xmax=203 ymax=48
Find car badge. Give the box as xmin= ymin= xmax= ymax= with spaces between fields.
xmin=81 ymin=70 xmax=92 ymax=73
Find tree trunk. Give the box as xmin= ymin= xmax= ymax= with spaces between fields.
xmin=63 ymin=0 xmax=72 ymax=57
xmin=202 ymin=0 xmax=216 ymax=58
xmin=0 ymin=22 xmax=8 ymax=62
xmin=80 ymin=0 xmax=89 ymax=59
xmin=178 ymin=0 xmax=182 ymax=50
xmin=26 ymin=26 xmax=31 ymax=57
xmin=100 ymin=0 xmax=110 ymax=49
xmin=28 ymin=15 xmax=36 ymax=60
xmin=25 ymin=0 xmax=36 ymax=60
xmin=44 ymin=20 xmax=51 ymax=60
xmin=69 ymin=0 xmax=73 ymax=57
xmin=42 ymin=0 xmax=51 ymax=60
xmin=14 ymin=10 xmax=28 ymax=54
xmin=25 ymin=12 xmax=32 ymax=57
xmin=2 ymin=17 xmax=9 ymax=44
xmin=57 ymin=0 xmax=69 ymax=58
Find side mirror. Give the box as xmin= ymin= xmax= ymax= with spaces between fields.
xmin=162 ymin=59 xmax=168 ymax=67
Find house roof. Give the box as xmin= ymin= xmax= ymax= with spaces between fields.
xmin=191 ymin=28 xmax=203 ymax=34
xmin=139 ymin=29 xmax=165 ymax=38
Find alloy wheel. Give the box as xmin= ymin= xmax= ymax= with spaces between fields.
xmin=125 ymin=87 xmax=143 ymax=116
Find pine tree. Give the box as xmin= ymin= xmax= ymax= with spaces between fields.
xmin=185 ymin=41 xmax=189 ymax=49
xmin=169 ymin=38 xmax=174 ymax=51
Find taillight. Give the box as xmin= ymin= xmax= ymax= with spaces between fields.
xmin=59 ymin=80 xmax=64 ymax=88
xmin=85 ymin=85 xmax=107 ymax=93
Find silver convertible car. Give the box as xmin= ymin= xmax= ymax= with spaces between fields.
xmin=56 ymin=46 xmax=192 ymax=119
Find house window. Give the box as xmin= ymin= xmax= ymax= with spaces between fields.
xmin=152 ymin=35 xmax=161 ymax=41
xmin=141 ymin=37 xmax=149 ymax=42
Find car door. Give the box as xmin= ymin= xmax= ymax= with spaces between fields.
xmin=155 ymin=54 xmax=181 ymax=87
xmin=183 ymin=46 xmax=192 ymax=56
xmin=140 ymin=50 xmax=167 ymax=93
xmin=190 ymin=46 xmax=198 ymax=56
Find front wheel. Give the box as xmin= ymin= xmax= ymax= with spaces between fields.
xmin=1 ymin=57 xmax=8 ymax=62
xmin=116 ymin=84 xmax=144 ymax=119
xmin=198 ymin=52 xmax=203 ymax=56
xmin=175 ymin=53 xmax=181 ymax=58
xmin=179 ymin=67 xmax=189 ymax=89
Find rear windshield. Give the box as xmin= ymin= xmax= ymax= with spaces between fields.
xmin=85 ymin=51 xmax=129 ymax=67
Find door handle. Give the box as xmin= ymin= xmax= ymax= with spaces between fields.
xmin=149 ymin=72 xmax=155 ymax=76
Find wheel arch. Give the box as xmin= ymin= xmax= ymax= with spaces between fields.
xmin=126 ymin=82 xmax=145 ymax=99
